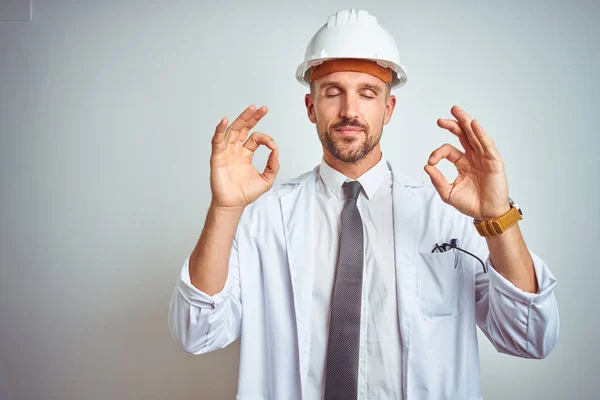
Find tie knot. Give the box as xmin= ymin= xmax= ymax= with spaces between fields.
xmin=343 ymin=180 xmax=363 ymax=200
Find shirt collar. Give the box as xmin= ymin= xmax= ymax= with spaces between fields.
xmin=319 ymin=155 xmax=389 ymax=200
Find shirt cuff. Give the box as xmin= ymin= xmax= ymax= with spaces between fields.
xmin=176 ymin=256 xmax=233 ymax=310
xmin=486 ymin=250 xmax=557 ymax=306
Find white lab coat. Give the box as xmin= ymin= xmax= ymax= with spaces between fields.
xmin=169 ymin=162 xmax=559 ymax=400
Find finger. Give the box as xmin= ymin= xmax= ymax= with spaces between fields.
xmin=471 ymin=119 xmax=500 ymax=159
xmin=424 ymin=164 xmax=452 ymax=202
xmin=437 ymin=118 xmax=473 ymax=153
xmin=262 ymin=147 xmax=280 ymax=185
xmin=428 ymin=143 xmax=464 ymax=166
xmin=450 ymin=105 xmax=483 ymax=152
xmin=211 ymin=117 xmax=229 ymax=153
xmin=243 ymin=132 xmax=277 ymax=153
xmin=226 ymin=105 xmax=257 ymax=144
xmin=237 ymin=106 xmax=268 ymax=143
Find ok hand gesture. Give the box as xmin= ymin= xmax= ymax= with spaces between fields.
xmin=424 ymin=106 xmax=511 ymax=221
xmin=210 ymin=105 xmax=280 ymax=212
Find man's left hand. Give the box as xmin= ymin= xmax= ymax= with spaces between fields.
xmin=424 ymin=105 xmax=510 ymax=221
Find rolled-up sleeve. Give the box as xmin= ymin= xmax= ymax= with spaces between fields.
xmin=475 ymin=250 xmax=559 ymax=359
xmin=168 ymin=240 xmax=242 ymax=355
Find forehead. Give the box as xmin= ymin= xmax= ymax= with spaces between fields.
xmin=315 ymin=71 xmax=386 ymax=90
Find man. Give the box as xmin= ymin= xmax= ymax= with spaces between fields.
xmin=169 ymin=9 xmax=559 ymax=400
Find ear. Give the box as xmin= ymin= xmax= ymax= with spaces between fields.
xmin=383 ymin=95 xmax=397 ymax=125
xmin=305 ymin=93 xmax=317 ymax=124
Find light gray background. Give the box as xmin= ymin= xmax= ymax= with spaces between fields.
xmin=0 ymin=1 xmax=598 ymax=399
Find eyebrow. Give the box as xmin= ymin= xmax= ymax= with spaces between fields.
xmin=319 ymin=80 xmax=383 ymax=95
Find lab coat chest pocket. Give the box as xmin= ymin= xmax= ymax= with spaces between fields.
xmin=416 ymin=250 xmax=465 ymax=318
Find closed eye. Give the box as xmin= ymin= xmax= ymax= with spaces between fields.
xmin=360 ymin=89 xmax=377 ymax=99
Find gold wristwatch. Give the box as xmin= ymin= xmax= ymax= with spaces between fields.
xmin=473 ymin=198 xmax=523 ymax=237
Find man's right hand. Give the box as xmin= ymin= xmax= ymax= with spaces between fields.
xmin=210 ymin=105 xmax=280 ymax=212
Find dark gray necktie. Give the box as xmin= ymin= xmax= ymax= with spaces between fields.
xmin=324 ymin=180 xmax=364 ymax=400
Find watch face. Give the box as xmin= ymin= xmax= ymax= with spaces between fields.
xmin=508 ymin=197 xmax=523 ymax=215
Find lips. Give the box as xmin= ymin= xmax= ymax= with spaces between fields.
xmin=334 ymin=128 xmax=363 ymax=134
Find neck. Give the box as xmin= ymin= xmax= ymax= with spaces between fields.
xmin=323 ymin=146 xmax=383 ymax=180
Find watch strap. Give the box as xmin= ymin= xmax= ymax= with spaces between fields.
xmin=473 ymin=206 xmax=522 ymax=237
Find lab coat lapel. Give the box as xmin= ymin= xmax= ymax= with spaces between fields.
xmin=388 ymin=161 xmax=424 ymax=399
xmin=279 ymin=167 xmax=317 ymax=398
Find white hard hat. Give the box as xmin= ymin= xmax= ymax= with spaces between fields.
xmin=296 ymin=9 xmax=408 ymax=89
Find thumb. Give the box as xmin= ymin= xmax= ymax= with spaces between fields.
xmin=424 ymin=164 xmax=452 ymax=202
xmin=262 ymin=148 xmax=280 ymax=186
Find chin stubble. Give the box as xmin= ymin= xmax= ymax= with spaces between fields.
xmin=316 ymin=116 xmax=385 ymax=164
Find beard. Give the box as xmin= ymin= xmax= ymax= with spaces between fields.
xmin=317 ymin=116 xmax=383 ymax=163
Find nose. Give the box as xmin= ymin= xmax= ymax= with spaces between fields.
xmin=340 ymin=93 xmax=360 ymax=120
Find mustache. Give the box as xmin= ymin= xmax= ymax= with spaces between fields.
xmin=331 ymin=118 xmax=367 ymax=131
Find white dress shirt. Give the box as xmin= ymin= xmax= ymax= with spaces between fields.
xmin=307 ymin=155 xmax=403 ymax=399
